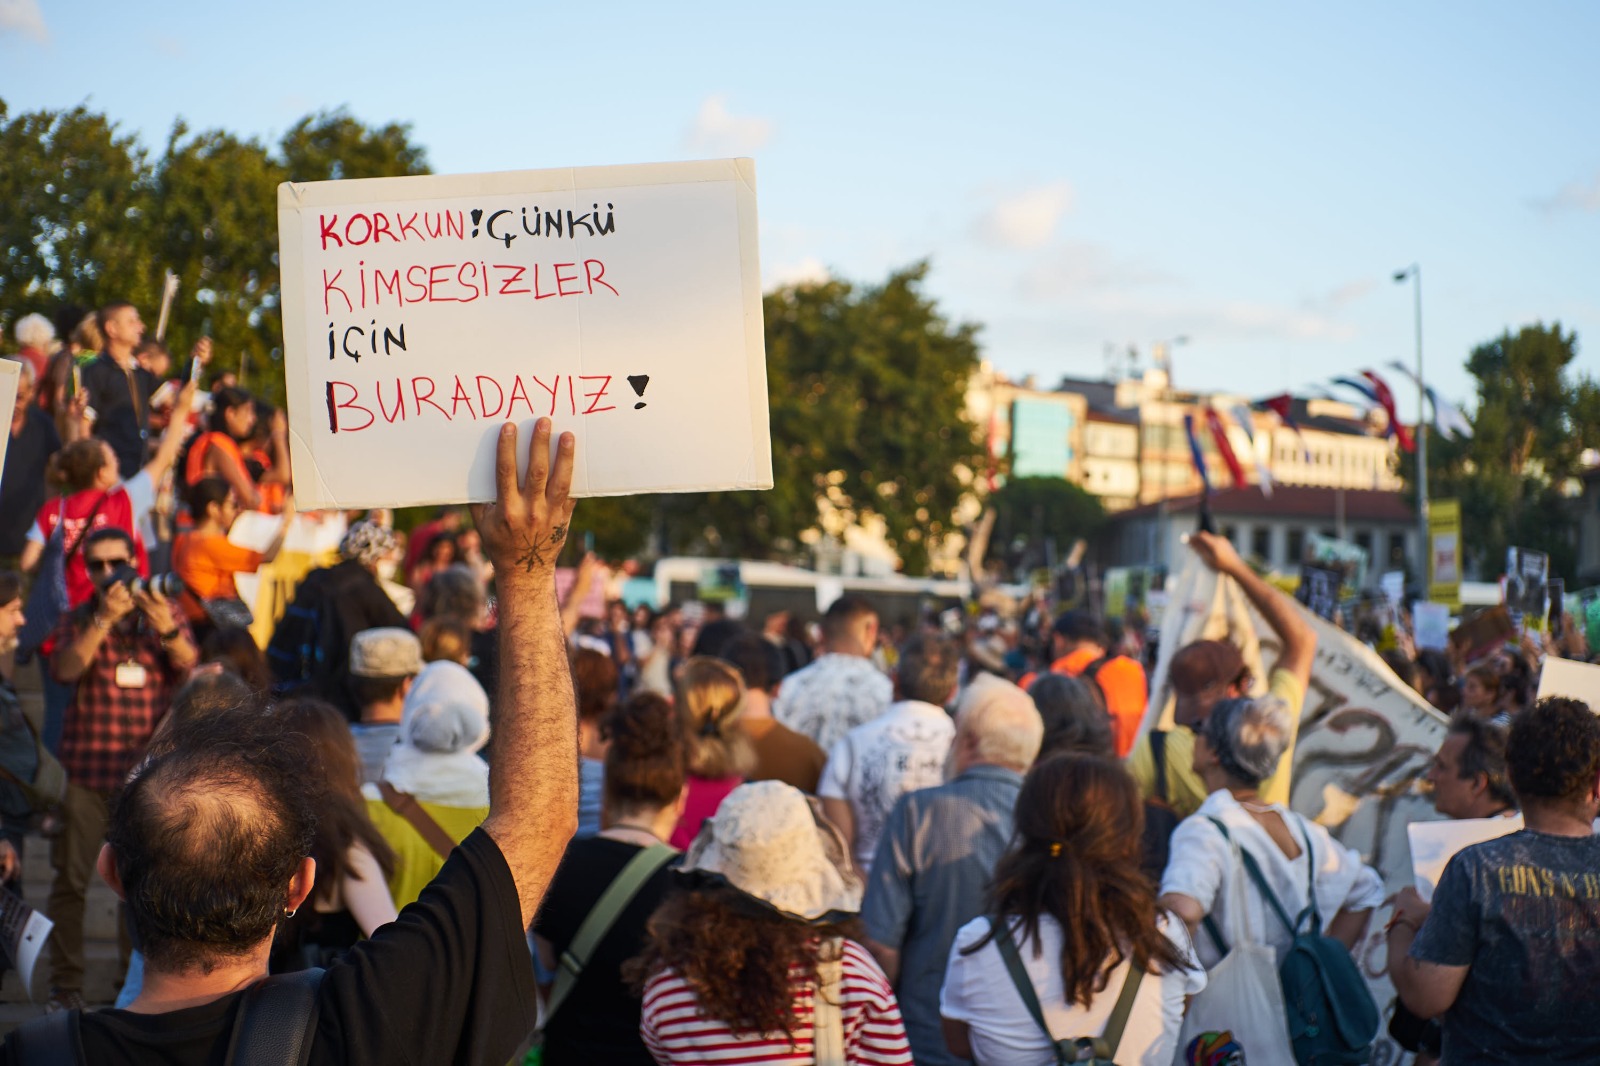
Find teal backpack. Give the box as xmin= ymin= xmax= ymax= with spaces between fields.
xmin=1203 ymin=817 xmax=1378 ymax=1066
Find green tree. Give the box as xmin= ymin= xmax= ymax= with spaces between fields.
xmin=986 ymin=475 xmax=1106 ymax=574
xmin=1417 ymin=322 xmax=1600 ymax=581
xmin=0 ymin=101 xmax=429 ymax=408
xmin=648 ymin=263 xmax=985 ymax=573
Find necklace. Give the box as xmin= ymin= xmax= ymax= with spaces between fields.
xmin=1234 ymin=795 xmax=1277 ymax=814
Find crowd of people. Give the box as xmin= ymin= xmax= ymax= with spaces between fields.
xmin=2 ymin=303 xmax=1600 ymax=1064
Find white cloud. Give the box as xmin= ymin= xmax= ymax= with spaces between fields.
xmin=1533 ymin=171 xmax=1600 ymax=213
xmin=765 ymin=256 xmax=830 ymax=290
xmin=684 ymin=94 xmax=773 ymax=155
xmin=973 ymin=182 xmax=1073 ymax=249
xmin=0 ymin=0 xmax=47 ymax=41
xmin=1019 ymin=240 xmax=1174 ymax=299
xmin=1319 ymin=278 xmax=1376 ymax=310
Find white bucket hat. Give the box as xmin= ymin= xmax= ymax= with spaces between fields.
xmin=681 ymin=780 xmax=863 ymax=923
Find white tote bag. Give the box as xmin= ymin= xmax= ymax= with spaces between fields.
xmin=1176 ymin=833 xmax=1295 ymax=1064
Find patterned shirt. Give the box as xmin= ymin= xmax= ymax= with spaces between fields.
xmin=774 ymin=654 xmax=893 ymax=754
xmin=640 ymin=938 xmax=912 ymax=1064
xmin=818 ymin=701 xmax=955 ymax=871
xmin=51 ymin=609 xmax=191 ymax=793
xmin=861 ymin=766 xmax=1022 ymax=1066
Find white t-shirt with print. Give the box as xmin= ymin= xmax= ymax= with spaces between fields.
xmin=818 ymin=700 xmax=954 ymax=871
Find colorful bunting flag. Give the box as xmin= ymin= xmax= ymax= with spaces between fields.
xmin=1262 ymin=394 xmax=1312 ymax=462
xmin=1231 ymin=403 xmax=1273 ymax=497
xmin=1183 ymin=413 xmax=1212 ymax=494
xmin=1204 ymin=407 xmax=1249 ymax=489
xmin=1360 ymin=370 xmax=1415 ymax=453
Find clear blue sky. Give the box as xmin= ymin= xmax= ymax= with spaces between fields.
xmin=4 ymin=0 xmax=1597 ymax=412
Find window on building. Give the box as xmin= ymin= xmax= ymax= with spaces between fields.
xmin=1354 ymin=531 xmax=1373 ymax=557
xmin=1287 ymin=528 xmax=1305 ymax=565
xmin=1223 ymin=525 xmax=1239 ymax=548
xmin=1252 ymin=527 xmax=1272 ymax=561
xmin=1389 ymin=532 xmax=1408 ymax=567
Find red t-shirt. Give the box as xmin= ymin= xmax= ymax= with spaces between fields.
xmin=34 ymin=483 xmax=150 ymax=608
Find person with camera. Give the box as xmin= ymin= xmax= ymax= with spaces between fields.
xmin=44 ymin=526 xmax=196 ymax=1013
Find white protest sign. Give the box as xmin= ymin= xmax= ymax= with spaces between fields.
xmin=1414 ymin=602 xmax=1451 ymax=651
xmin=0 ymin=359 xmax=19 ymax=489
xmin=1537 ymin=655 xmax=1600 ymax=710
xmin=278 ymin=159 xmax=772 ymax=510
xmin=1408 ymin=815 xmax=1523 ymax=903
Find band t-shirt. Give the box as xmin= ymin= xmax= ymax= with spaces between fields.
xmin=2 ymin=828 xmax=536 ymax=1066
xmin=1410 ymin=830 xmax=1600 ymax=1065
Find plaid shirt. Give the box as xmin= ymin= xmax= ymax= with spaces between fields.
xmin=51 ymin=608 xmax=191 ymax=793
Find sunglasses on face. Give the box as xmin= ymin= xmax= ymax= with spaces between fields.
xmin=86 ymin=557 xmax=132 ymax=572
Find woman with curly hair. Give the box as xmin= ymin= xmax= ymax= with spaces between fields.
xmin=941 ymin=754 xmax=1203 ymax=1064
xmin=668 ymin=656 xmax=756 ymax=848
xmin=629 ymin=780 xmax=912 ymax=1064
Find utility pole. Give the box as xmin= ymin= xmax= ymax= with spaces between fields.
xmin=1394 ymin=265 xmax=1426 ymax=586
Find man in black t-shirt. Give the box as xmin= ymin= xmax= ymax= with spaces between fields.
xmin=80 ymin=302 xmax=159 ymax=480
xmin=4 ymin=418 xmax=581 ymax=1065
xmin=1389 ymin=697 xmax=1600 ymax=1065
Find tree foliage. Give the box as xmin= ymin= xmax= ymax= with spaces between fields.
xmin=986 ymin=475 xmax=1106 ymax=573
xmin=1415 ymin=322 xmax=1600 ymax=581
xmin=0 ymin=101 xmax=428 ymax=407
xmin=641 ymin=263 xmax=985 ymax=573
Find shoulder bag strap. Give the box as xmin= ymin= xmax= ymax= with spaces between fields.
xmin=377 ymin=781 xmax=459 ymax=861
xmin=812 ymin=937 xmax=846 ymax=1066
xmin=224 ymin=968 xmax=325 ymax=1066
xmin=1208 ymin=815 xmax=1298 ymax=936
xmin=545 ymin=843 xmax=676 ymax=1023
xmin=63 ymin=492 xmax=111 ymax=561
xmin=990 ymin=917 xmax=1072 ymax=1064
xmin=1149 ymin=729 xmax=1168 ymax=804
xmin=8 ymin=1007 xmax=85 ymax=1065
xmin=1295 ymin=815 xmax=1322 ymax=933
xmin=1082 ymin=954 xmax=1146 ymax=1062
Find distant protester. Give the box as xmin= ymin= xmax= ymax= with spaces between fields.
xmin=669 ymin=656 xmax=755 ymax=848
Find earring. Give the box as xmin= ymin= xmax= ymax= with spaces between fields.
xmin=283 ymin=907 xmax=297 ymax=919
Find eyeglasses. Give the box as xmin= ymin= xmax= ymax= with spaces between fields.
xmin=86 ymin=557 xmax=132 ymax=572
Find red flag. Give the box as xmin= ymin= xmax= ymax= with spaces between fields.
xmin=1262 ymin=393 xmax=1311 ymax=462
xmin=1361 ymin=370 xmax=1415 ymax=453
xmin=1204 ymin=407 xmax=1248 ymax=488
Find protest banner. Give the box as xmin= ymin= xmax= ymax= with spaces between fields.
xmin=1408 ymin=815 xmax=1523 ymax=903
xmin=0 ymin=359 xmax=19 ymax=488
xmin=1504 ymin=546 xmax=1549 ymax=632
xmin=1147 ymin=553 xmax=1450 ymax=1064
xmin=277 ymin=159 xmax=772 ymax=509
xmin=1295 ymin=563 xmax=1343 ymax=621
xmin=1428 ymin=498 xmax=1461 ymax=608
xmin=1309 ymin=531 xmax=1368 ymax=594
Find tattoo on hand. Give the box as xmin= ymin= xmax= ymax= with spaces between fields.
xmin=511 ymin=523 xmax=570 ymax=573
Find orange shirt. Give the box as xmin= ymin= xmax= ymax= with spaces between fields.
xmin=172 ymin=531 xmax=264 ymax=619
xmin=1050 ymin=646 xmax=1149 ymax=758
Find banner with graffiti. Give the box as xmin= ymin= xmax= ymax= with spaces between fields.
xmin=1147 ymin=553 xmax=1450 ymax=1065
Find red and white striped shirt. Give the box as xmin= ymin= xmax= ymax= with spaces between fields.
xmin=640 ymin=938 xmax=913 ymax=1064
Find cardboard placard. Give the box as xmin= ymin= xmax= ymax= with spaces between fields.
xmin=1409 ymin=815 xmax=1524 ymax=903
xmin=0 ymin=360 xmax=19 ymax=488
xmin=1413 ymin=602 xmax=1451 ymax=651
xmin=1295 ymin=564 xmax=1343 ymax=621
xmin=1536 ymin=656 xmax=1600 ymax=711
xmin=277 ymin=159 xmax=772 ymax=509
xmin=1504 ymin=546 xmax=1549 ymax=632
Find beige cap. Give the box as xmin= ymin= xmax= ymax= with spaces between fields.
xmin=349 ymin=627 xmax=423 ymax=679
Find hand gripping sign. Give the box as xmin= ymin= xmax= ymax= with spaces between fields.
xmin=277 ymin=159 xmax=773 ymax=510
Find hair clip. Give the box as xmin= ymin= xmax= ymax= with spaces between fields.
xmin=1049 ymin=842 xmax=1063 ymax=858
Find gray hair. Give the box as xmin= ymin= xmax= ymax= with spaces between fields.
xmin=14 ymin=313 xmax=54 ymax=350
xmin=1203 ymin=696 xmax=1292 ymax=786
xmin=419 ymin=564 xmax=486 ymax=622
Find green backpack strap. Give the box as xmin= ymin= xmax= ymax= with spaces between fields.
xmin=989 ymin=916 xmax=1145 ymax=1064
xmin=545 ymin=843 xmax=675 ymax=1023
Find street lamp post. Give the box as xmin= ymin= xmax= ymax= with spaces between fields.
xmin=1394 ymin=265 xmax=1426 ymax=587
